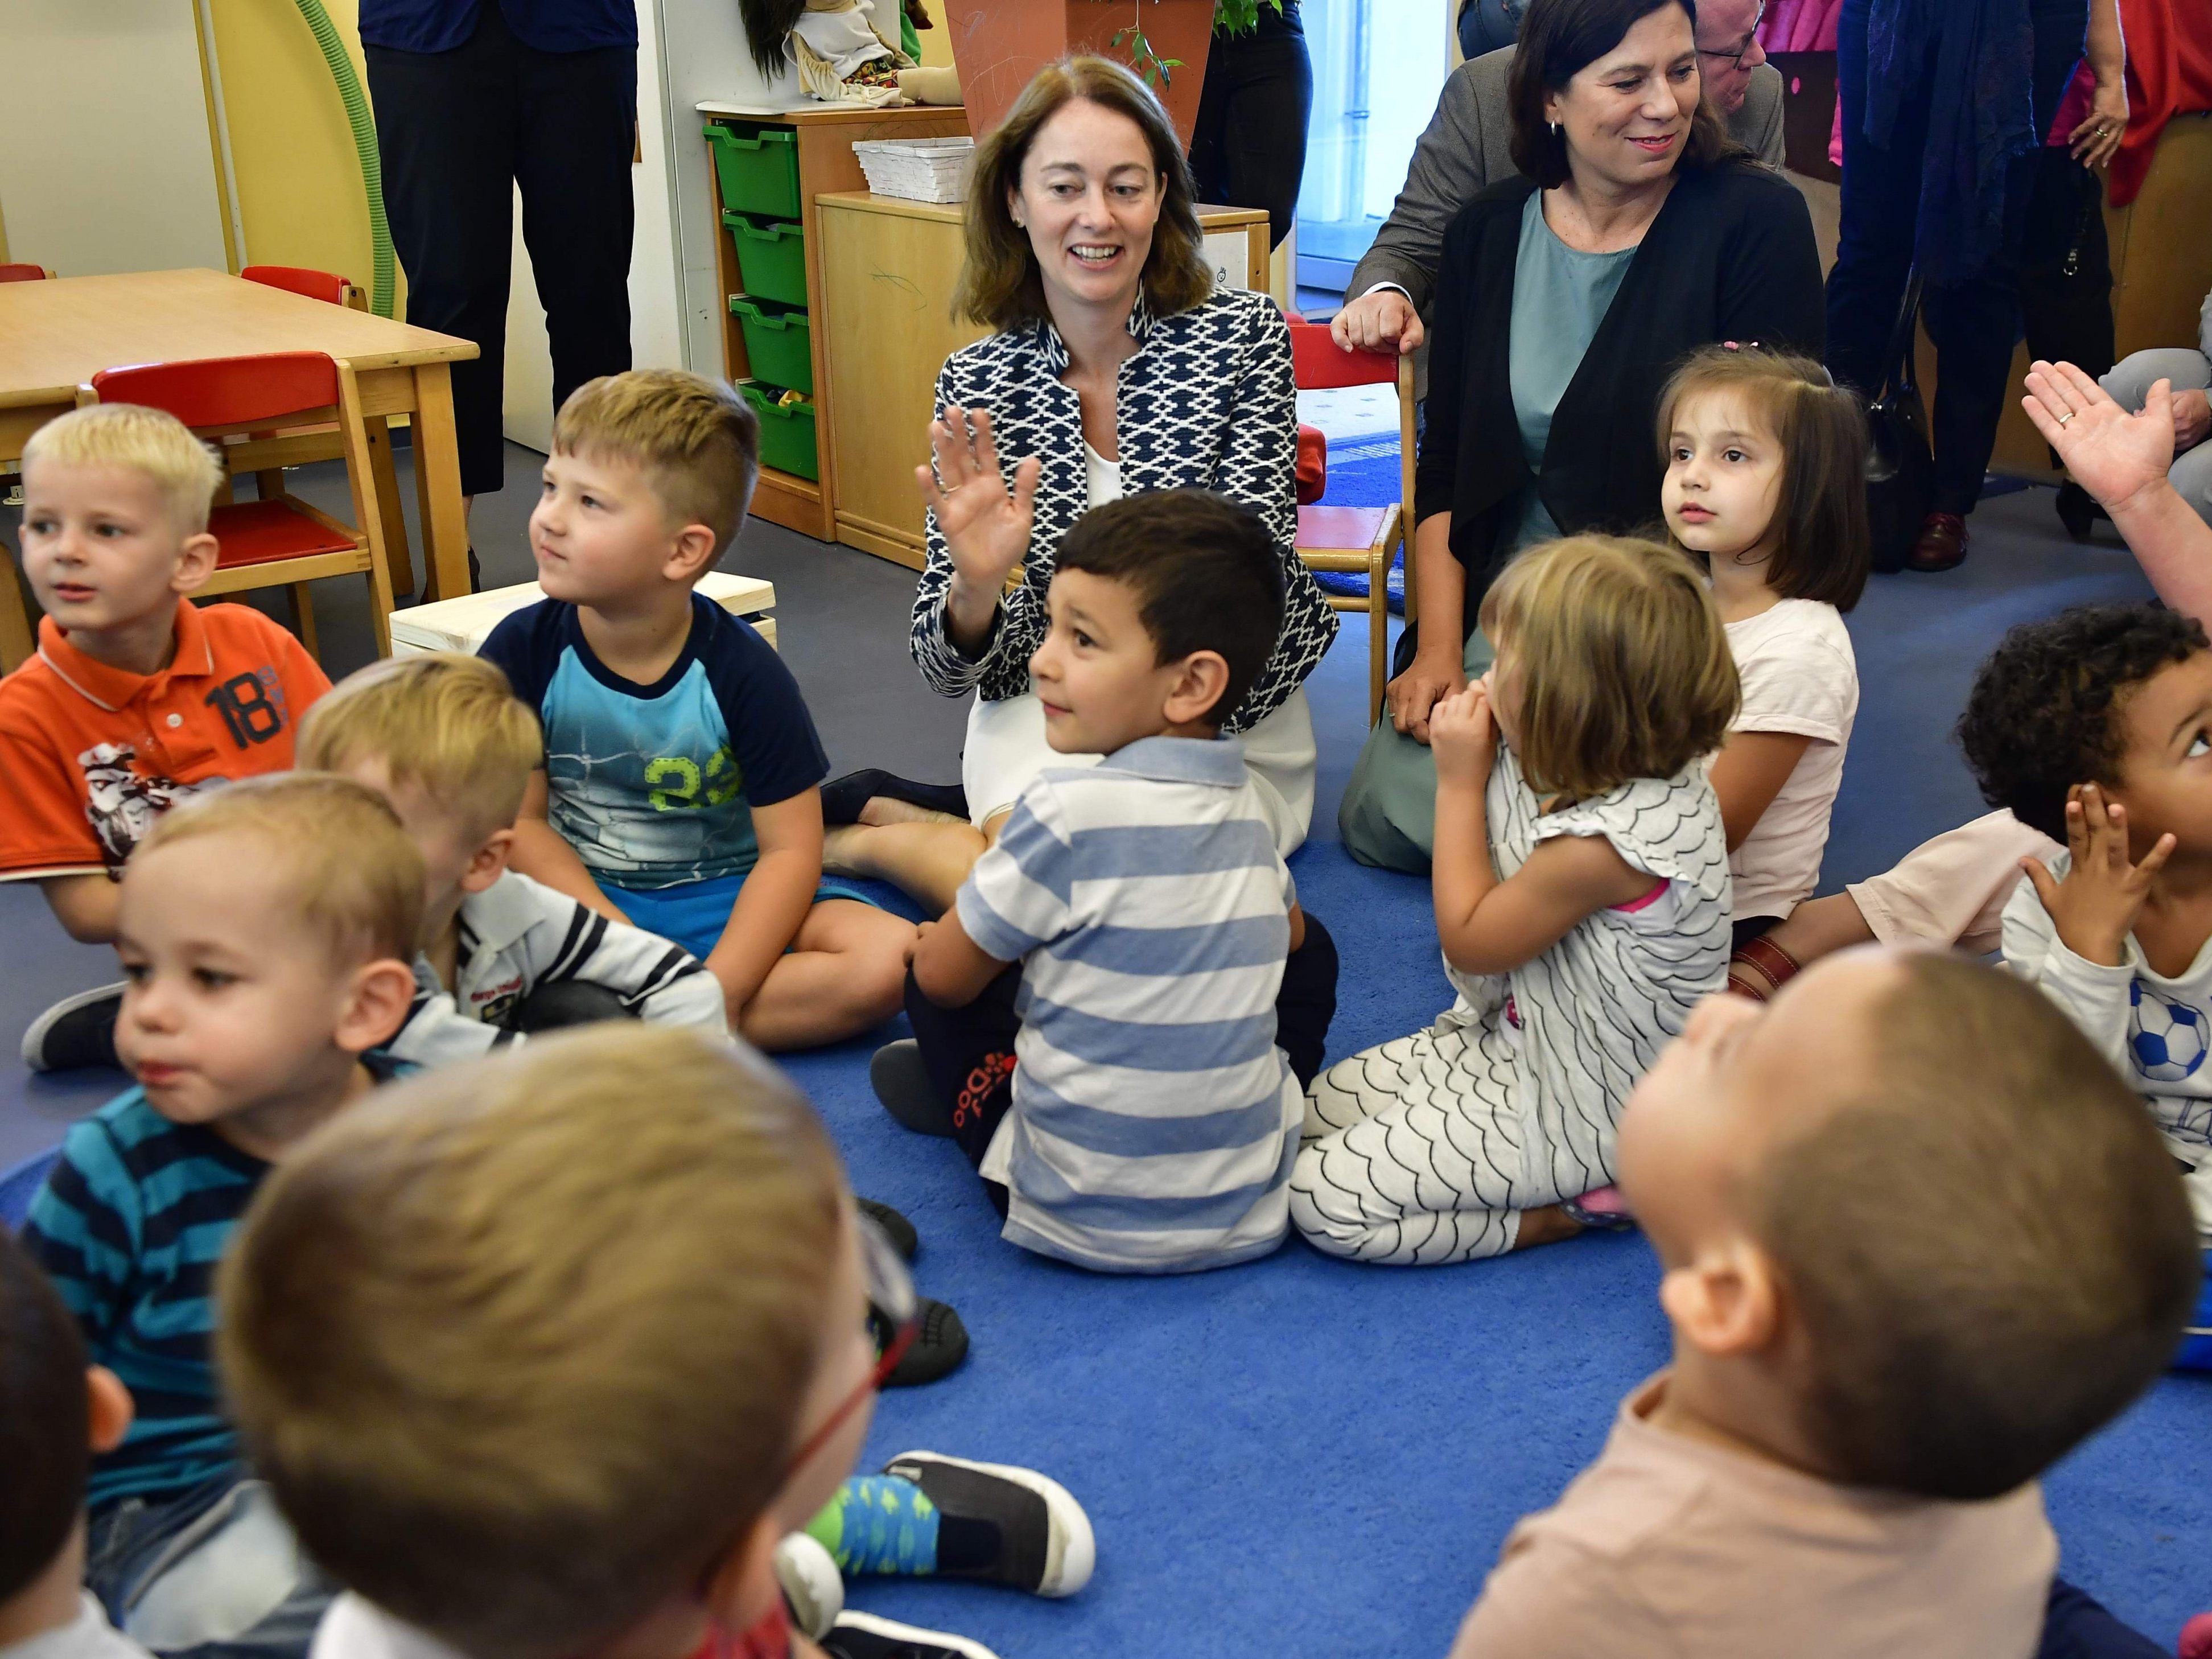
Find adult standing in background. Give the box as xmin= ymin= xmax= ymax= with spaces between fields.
xmin=1823 ymin=0 xmax=2124 ymax=572
xmin=1336 ymin=0 xmax=1823 ymax=872
xmin=1191 ymin=1 xmax=1312 ymax=250
xmin=1334 ymin=0 xmax=1781 ymax=363
xmin=363 ymin=0 xmax=639 ymax=572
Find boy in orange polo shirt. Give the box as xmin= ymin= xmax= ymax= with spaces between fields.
xmin=2 ymin=403 xmax=328 ymax=1071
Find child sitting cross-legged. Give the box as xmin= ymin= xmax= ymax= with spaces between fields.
xmin=1962 ymin=603 xmax=2212 ymax=1234
xmin=873 ymin=490 xmax=1341 ymax=1273
xmin=481 ymin=369 xmax=915 ymax=1050
xmin=1292 ymin=536 xmax=1736 ymax=1266
xmin=219 ymin=1027 xmax=1091 ymax=1659
xmin=0 ymin=1228 xmax=147 ymax=1659
xmin=21 ymin=775 xmax=423 ymax=1657
xmin=296 ymin=652 xmax=727 ymax=1063
xmin=2 ymin=404 xmax=329 ymax=1073
xmin=1449 ymin=949 xmax=2197 ymax=1658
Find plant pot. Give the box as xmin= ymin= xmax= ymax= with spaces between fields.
xmin=944 ymin=0 xmax=1217 ymax=148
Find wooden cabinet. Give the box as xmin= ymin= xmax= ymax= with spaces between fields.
xmin=815 ymin=192 xmax=1270 ymax=569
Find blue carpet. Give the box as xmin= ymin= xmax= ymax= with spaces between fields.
xmin=1307 ymin=450 xmax=1409 ymax=613
xmin=2 ymin=487 xmax=2206 ymax=1657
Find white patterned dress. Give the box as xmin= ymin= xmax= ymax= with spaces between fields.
xmin=1290 ymin=747 xmax=1731 ymax=1265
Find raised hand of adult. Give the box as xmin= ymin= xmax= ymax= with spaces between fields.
xmin=916 ymin=404 xmax=1042 ymax=599
xmin=1385 ymin=648 xmax=1467 ymax=745
xmin=1331 ymin=288 xmax=1425 ymax=356
xmin=2022 ymin=360 xmax=2174 ymax=516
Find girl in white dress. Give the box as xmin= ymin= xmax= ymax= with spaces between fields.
xmin=1291 ymin=537 xmax=1737 ymax=1266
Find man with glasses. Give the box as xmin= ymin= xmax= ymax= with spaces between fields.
xmin=1337 ymin=0 xmax=1782 ymax=361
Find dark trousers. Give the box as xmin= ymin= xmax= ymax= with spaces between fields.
xmin=904 ymin=915 xmax=1341 ymax=1212
xmin=1189 ymin=3 xmax=1312 ymax=251
xmin=366 ymin=4 xmax=636 ymax=497
xmin=2036 ymin=1580 xmax=2168 ymax=1659
xmin=1825 ymin=0 xmax=2087 ymax=514
xmin=2019 ymin=145 xmax=2116 ymax=386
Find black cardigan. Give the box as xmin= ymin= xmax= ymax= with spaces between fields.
xmin=1413 ymin=160 xmax=1826 ymax=644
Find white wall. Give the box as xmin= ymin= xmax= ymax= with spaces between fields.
xmin=0 ymin=0 xmax=229 ymax=275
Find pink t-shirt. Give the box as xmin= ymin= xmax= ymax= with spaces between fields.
xmin=1451 ymin=1374 xmax=2057 ymax=1659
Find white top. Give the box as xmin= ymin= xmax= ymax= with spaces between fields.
xmin=1721 ymin=599 xmax=1859 ymax=920
xmin=2003 ymin=863 xmax=2212 ymax=1234
xmin=0 ymin=1595 xmax=151 ymax=1659
xmin=1441 ymin=747 xmax=1732 ymax=1200
xmin=788 ymin=0 xmax=898 ymax=79
xmin=1083 ymin=441 xmax=1122 ymax=511
xmin=310 ymin=1596 xmax=458 ymax=1659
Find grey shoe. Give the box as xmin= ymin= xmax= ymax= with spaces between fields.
xmin=22 ymin=983 xmax=123 ymax=1073
xmin=870 ymin=1039 xmax=954 ymax=1137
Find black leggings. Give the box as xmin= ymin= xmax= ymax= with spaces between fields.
xmin=905 ymin=915 xmax=1340 ymax=1213
xmin=1189 ymin=2 xmax=1312 ymax=250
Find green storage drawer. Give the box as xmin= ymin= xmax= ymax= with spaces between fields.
xmin=705 ymin=123 xmax=801 ymax=219
xmin=723 ymin=212 xmax=809 ymax=308
xmin=740 ymin=381 xmax=818 ymax=481
xmin=728 ymin=298 xmax=813 ymax=395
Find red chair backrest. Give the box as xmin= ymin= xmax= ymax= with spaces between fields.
xmin=91 ymin=353 xmax=341 ymax=429
xmin=0 ymin=263 xmax=50 ymax=282
xmin=241 ymin=265 xmax=352 ymax=306
xmin=1288 ymin=320 xmax=1402 ymax=391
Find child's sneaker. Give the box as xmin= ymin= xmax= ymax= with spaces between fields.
xmin=20 ymin=983 xmax=123 ymax=1072
xmin=856 ymin=1197 xmax=920 ymax=1261
xmin=876 ymin=1297 xmax=968 ymax=1388
xmin=871 ymin=1040 xmax=954 ymax=1137
xmin=821 ymin=1612 xmax=1000 ymax=1659
xmin=812 ymin=1457 xmax=1094 ymax=1598
xmin=773 ymin=1532 xmax=844 ymax=1640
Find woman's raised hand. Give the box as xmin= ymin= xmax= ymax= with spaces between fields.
xmin=917 ymin=404 xmax=1042 ymax=597
xmin=2023 ymin=360 xmax=2175 ymax=516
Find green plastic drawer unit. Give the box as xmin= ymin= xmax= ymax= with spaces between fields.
xmin=723 ymin=212 xmax=809 ymax=308
xmin=705 ymin=123 xmax=802 ymax=219
xmin=740 ymin=381 xmax=818 ymax=481
xmin=728 ymin=298 xmax=814 ymax=395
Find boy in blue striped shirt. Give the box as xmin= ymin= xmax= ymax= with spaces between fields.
xmin=22 ymin=775 xmax=422 ymax=1657
xmin=879 ymin=492 xmax=1338 ymax=1273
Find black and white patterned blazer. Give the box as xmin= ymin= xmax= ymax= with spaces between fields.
xmin=908 ymin=285 xmax=1339 ymax=736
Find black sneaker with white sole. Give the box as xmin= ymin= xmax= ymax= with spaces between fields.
xmin=821 ymin=1612 xmax=1000 ymax=1659
xmin=21 ymin=983 xmax=124 ymax=1073
xmin=880 ymin=1451 xmax=1096 ymax=1598
xmin=855 ymin=1196 xmax=919 ymax=1261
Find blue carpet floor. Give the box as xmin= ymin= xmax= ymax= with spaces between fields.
xmin=3 ymin=485 xmax=2208 ymax=1656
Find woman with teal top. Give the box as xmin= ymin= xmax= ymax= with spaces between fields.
xmin=1338 ymin=0 xmax=1823 ymax=872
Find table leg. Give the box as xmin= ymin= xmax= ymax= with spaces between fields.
xmin=0 ymin=540 xmax=34 ymax=673
xmin=410 ymin=363 xmax=472 ymax=602
xmin=366 ymin=417 xmax=414 ymax=599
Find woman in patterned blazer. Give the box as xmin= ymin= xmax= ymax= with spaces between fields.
xmin=820 ymin=56 xmax=1338 ymax=916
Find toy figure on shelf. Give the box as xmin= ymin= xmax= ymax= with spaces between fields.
xmin=739 ymin=0 xmax=962 ymax=107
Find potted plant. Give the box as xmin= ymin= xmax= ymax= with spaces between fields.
xmin=944 ymin=0 xmax=1217 ymax=145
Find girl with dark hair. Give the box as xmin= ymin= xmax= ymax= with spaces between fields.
xmin=1338 ymin=0 xmax=1824 ymax=874
xmin=822 ymin=57 xmax=1338 ymax=916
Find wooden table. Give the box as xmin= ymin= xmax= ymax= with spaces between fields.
xmin=0 ymin=269 xmax=478 ymax=667
xmin=817 ymin=194 xmax=1270 ymax=568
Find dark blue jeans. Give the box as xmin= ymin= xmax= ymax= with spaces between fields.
xmin=1826 ymin=0 xmax=2089 ymax=514
xmin=2038 ymin=1579 xmax=2169 ymax=1659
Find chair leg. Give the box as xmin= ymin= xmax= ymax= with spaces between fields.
xmin=0 ymin=540 xmax=35 ymax=674
xmin=365 ymin=418 xmax=415 ymax=599
xmin=254 ymin=468 xmax=285 ymax=503
xmin=1370 ymin=548 xmax=1388 ymax=724
xmin=363 ymin=538 xmax=397 ymax=661
xmin=287 ymin=583 xmax=321 ymax=661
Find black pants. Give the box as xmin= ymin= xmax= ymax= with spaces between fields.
xmin=2019 ymin=145 xmax=2116 ymax=394
xmin=1189 ymin=2 xmax=1312 ymax=251
xmin=366 ymin=5 xmax=636 ymax=497
xmin=904 ymin=915 xmax=1341 ymax=1213
xmin=2036 ymin=1580 xmax=2168 ymax=1659
xmin=1825 ymin=0 xmax=2087 ymax=515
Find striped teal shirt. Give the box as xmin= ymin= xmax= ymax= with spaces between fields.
xmin=957 ymin=735 xmax=1302 ymax=1274
xmin=22 ymin=1061 xmax=405 ymax=1511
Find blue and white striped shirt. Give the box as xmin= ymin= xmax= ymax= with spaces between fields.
xmin=22 ymin=1059 xmax=406 ymax=1512
xmin=957 ymin=735 xmax=1301 ymax=1273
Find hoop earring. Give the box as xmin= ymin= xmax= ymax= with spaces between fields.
xmin=1548 ymin=121 xmax=1562 ymax=139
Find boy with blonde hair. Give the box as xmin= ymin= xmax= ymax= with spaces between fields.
xmin=22 ymin=774 xmax=421 ymax=1657
xmin=481 ymin=369 xmax=913 ymax=1051
xmin=220 ymin=1028 xmax=1083 ymax=1659
xmin=298 ymin=652 xmax=727 ymax=1065
xmin=1451 ymin=949 xmax=2197 ymax=1658
xmin=3 ymin=404 xmax=329 ymax=1072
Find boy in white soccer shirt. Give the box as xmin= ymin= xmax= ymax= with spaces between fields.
xmin=1960 ymin=603 xmax=2212 ymax=1234
xmin=874 ymin=492 xmax=1339 ymax=1273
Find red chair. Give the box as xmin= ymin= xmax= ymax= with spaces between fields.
xmin=83 ymin=353 xmax=398 ymax=660
xmin=241 ymin=264 xmax=363 ymax=311
xmin=1288 ymin=322 xmax=1417 ymax=722
xmin=0 ymin=264 xmax=52 ymax=282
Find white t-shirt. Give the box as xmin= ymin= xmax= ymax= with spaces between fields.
xmin=1083 ymin=440 xmax=1122 ymax=510
xmin=1721 ymin=598 xmax=1858 ymax=920
xmin=309 ymin=1596 xmax=460 ymax=1659
xmin=0 ymin=1594 xmax=152 ymax=1659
